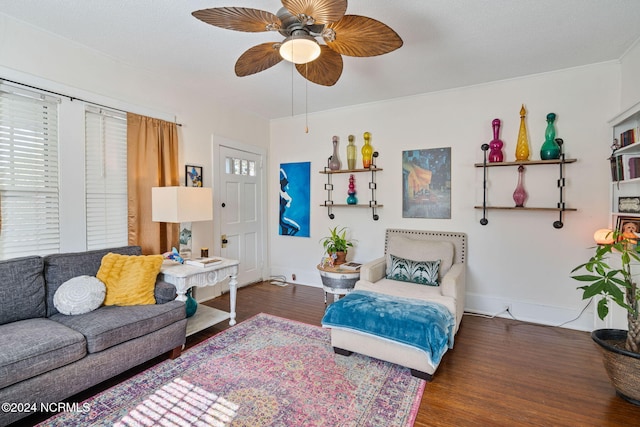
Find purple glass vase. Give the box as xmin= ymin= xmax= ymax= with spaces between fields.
xmin=513 ymin=165 xmax=527 ymax=207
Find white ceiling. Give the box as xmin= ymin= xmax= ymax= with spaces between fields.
xmin=1 ymin=0 xmax=640 ymax=120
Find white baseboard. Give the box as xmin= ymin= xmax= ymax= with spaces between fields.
xmin=464 ymin=293 xmax=596 ymax=331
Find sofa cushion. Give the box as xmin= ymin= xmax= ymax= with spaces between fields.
xmin=386 ymin=236 xmax=454 ymax=280
xmin=44 ymin=246 xmax=142 ymax=317
xmin=97 ymin=253 xmax=163 ymax=306
xmin=388 ymin=254 xmax=440 ymax=286
xmin=53 ymin=275 xmax=106 ymax=315
xmin=49 ymin=300 xmax=186 ymax=353
xmin=0 ymin=256 xmax=45 ymax=325
xmin=0 ymin=318 xmax=86 ymax=388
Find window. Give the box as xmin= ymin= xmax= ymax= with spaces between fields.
xmin=225 ymin=156 xmax=256 ymax=176
xmin=85 ymin=107 xmax=128 ymax=250
xmin=0 ymin=83 xmax=60 ymax=259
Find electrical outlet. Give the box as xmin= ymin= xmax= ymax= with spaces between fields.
xmin=291 ymin=273 xmax=296 ymax=281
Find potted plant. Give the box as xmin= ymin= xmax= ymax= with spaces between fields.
xmin=320 ymin=226 xmax=354 ymax=266
xmin=571 ymin=229 xmax=640 ymax=405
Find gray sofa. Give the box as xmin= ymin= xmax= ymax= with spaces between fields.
xmin=0 ymin=246 xmax=187 ymax=426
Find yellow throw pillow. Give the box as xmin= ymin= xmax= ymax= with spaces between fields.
xmin=97 ymin=253 xmax=164 ymax=306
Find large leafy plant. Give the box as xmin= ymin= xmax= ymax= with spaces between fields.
xmin=571 ymin=230 xmax=640 ymax=353
xmin=320 ymin=226 xmax=354 ymax=254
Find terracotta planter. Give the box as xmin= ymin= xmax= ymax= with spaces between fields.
xmin=332 ymin=251 xmax=347 ymax=265
xmin=592 ymin=329 xmax=640 ymax=406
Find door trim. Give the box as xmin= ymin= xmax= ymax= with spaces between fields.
xmin=211 ymin=134 xmax=268 ymax=283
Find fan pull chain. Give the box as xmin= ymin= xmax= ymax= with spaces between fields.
xmin=305 ymin=63 xmax=309 ymax=133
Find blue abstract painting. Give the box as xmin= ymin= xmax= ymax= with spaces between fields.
xmin=279 ymin=162 xmax=310 ymax=237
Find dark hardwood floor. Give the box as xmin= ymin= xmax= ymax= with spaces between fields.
xmin=16 ymin=281 xmax=640 ymax=426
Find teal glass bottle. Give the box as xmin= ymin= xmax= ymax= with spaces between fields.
xmin=185 ymin=288 xmax=198 ymax=318
xmin=540 ymin=113 xmax=560 ymax=160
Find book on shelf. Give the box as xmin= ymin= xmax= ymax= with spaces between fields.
xmin=611 ymin=156 xmax=624 ymax=181
xmin=622 ymin=154 xmax=640 ymax=180
xmin=340 ymin=262 xmax=362 ymax=271
xmin=620 ymin=129 xmax=636 ymax=147
xmin=185 ymin=257 xmax=223 ymax=268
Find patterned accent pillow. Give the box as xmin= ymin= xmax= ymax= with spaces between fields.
xmin=387 ymin=254 xmax=441 ymax=286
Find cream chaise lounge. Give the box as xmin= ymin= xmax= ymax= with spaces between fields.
xmin=322 ymin=229 xmax=467 ymax=380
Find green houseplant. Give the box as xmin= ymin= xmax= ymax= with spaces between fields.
xmin=571 ymin=229 xmax=640 ymax=404
xmin=320 ymin=226 xmax=354 ymax=265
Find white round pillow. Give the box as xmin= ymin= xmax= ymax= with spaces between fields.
xmin=53 ymin=275 xmax=106 ymax=315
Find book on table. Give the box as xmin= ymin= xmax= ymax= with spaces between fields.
xmin=341 ymin=262 xmax=362 ymax=271
xmin=185 ymin=257 xmax=224 ymax=268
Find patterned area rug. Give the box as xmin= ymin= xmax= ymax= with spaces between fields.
xmin=40 ymin=313 xmax=425 ymax=426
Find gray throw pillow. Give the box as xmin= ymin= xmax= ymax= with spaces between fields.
xmin=387 ymin=254 xmax=440 ymax=286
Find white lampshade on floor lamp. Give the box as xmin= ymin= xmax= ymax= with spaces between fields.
xmin=152 ymin=186 xmax=213 ymax=260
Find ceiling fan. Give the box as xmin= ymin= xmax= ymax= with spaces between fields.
xmin=192 ymin=0 xmax=403 ymax=86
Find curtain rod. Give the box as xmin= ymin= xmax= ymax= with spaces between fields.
xmin=0 ymin=77 xmax=183 ymax=127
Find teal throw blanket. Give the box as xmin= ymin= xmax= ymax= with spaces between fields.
xmin=322 ymin=290 xmax=455 ymax=366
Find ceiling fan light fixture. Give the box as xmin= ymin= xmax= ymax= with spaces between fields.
xmin=279 ymin=34 xmax=321 ymax=64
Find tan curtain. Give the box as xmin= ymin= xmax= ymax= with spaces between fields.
xmin=127 ymin=113 xmax=179 ymax=254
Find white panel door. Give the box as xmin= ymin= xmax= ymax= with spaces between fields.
xmin=219 ymin=146 xmax=262 ymax=285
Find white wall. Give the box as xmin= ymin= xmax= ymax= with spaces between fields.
xmin=0 ymin=14 xmax=270 ymax=254
xmin=621 ymin=39 xmax=640 ymax=111
xmin=269 ymin=63 xmax=619 ymax=331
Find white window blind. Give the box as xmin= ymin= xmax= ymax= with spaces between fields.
xmin=0 ymin=84 xmax=60 ymax=259
xmin=85 ymin=107 xmax=128 ymax=250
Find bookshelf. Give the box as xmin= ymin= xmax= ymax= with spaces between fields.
xmin=609 ymin=101 xmax=640 ymax=226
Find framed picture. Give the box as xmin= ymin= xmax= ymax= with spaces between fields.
xmin=616 ymin=215 xmax=640 ymax=250
xmin=279 ymin=162 xmax=311 ymax=237
xmin=618 ymin=197 xmax=640 ymax=213
xmin=185 ymin=165 xmax=203 ymax=187
xmin=402 ymin=147 xmax=451 ymax=218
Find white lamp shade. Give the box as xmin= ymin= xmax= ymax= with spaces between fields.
xmin=279 ymin=35 xmax=321 ymax=64
xmin=152 ymin=187 xmax=213 ymax=223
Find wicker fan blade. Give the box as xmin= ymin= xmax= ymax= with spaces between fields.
xmin=282 ymin=0 xmax=347 ymax=24
xmin=193 ymin=7 xmax=280 ymax=32
xmin=295 ymin=46 xmax=343 ymax=86
xmin=325 ymin=15 xmax=403 ymax=57
xmin=235 ymin=43 xmax=284 ymax=77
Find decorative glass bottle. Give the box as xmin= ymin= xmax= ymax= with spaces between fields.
xmin=540 ymin=112 xmax=560 ymax=160
xmin=515 ymin=104 xmax=530 ymax=161
xmin=347 ymin=174 xmax=357 ymax=204
xmin=488 ymin=118 xmax=504 ymax=163
xmin=329 ymin=135 xmax=341 ymax=170
xmin=346 ymin=134 xmax=357 ymax=170
xmin=513 ymin=165 xmax=528 ymax=207
xmin=361 ymin=131 xmax=373 ymax=168
xmin=185 ymin=288 xmax=198 ymax=318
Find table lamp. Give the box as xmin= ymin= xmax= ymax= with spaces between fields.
xmin=151 ymin=186 xmax=213 ymax=259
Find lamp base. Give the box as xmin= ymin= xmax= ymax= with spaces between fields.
xmin=179 ymin=222 xmax=193 ymax=260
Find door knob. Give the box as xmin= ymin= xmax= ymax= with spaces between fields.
xmin=221 ymin=234 xmax=228 ymax=248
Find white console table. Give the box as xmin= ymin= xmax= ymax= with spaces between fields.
xmin=159 ymin=258 xmax=239 ymax=336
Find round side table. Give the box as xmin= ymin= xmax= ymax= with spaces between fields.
xmin=317 ymin=264 xmax=360 ymax=303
